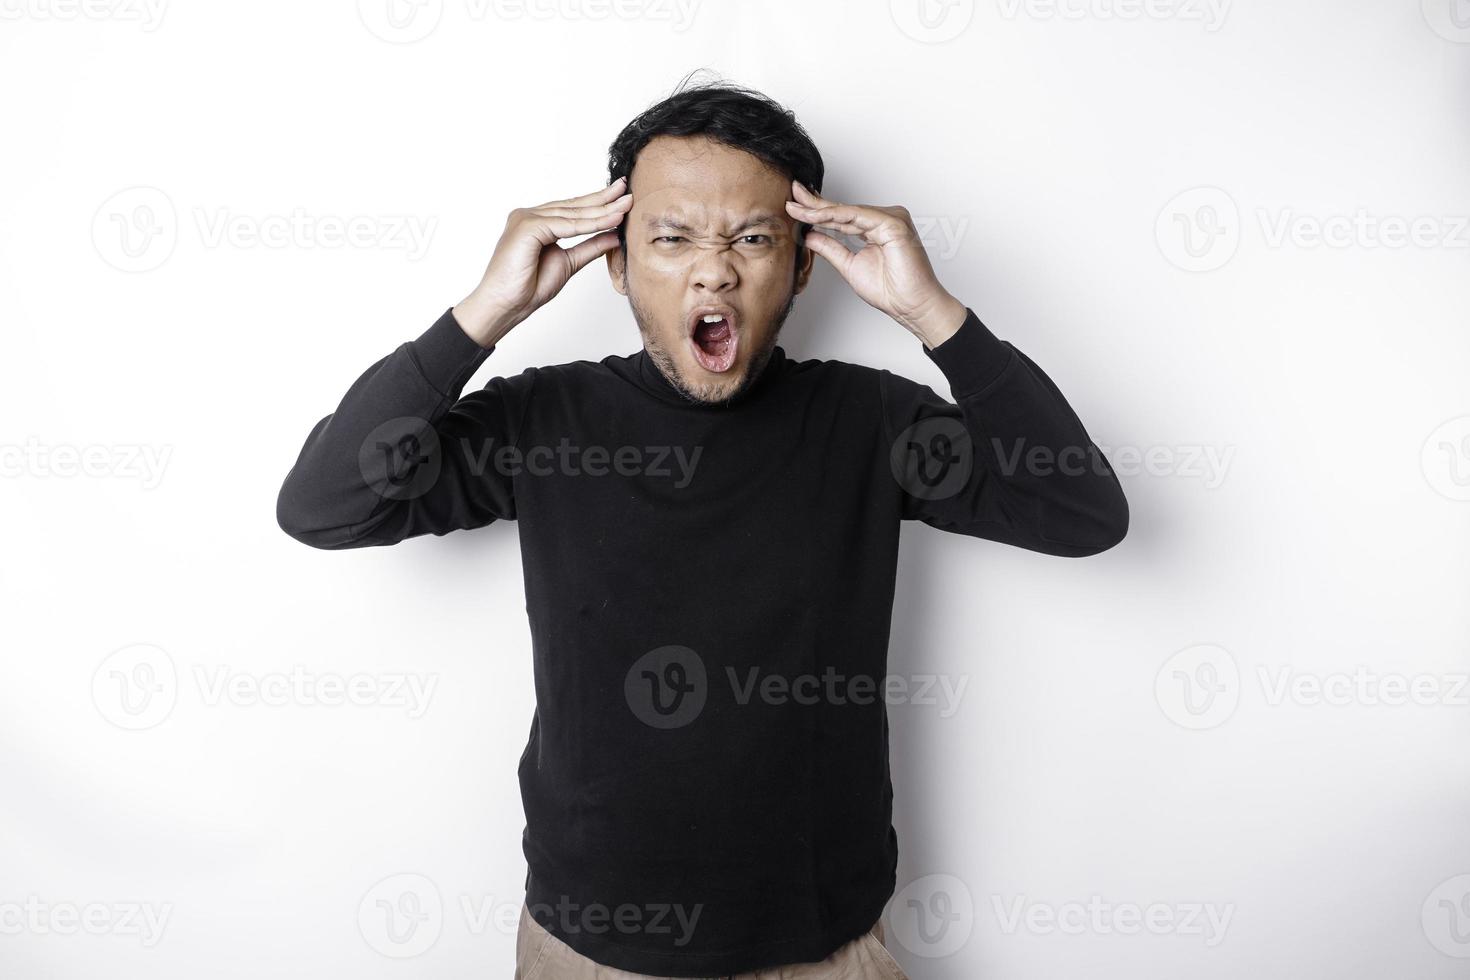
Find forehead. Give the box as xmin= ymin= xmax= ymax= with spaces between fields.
xmin=629 ymin=135 xmax=790 ymax=228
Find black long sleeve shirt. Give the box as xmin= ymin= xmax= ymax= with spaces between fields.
xmin=276 ymin=304 xmax=1128 ymax=976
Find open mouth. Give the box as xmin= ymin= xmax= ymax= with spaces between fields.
xmin=687 ymin=306 xmax=739 ymax=374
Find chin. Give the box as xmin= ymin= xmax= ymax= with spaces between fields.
xmin=675 ymin=357 xmax=749 ymax=404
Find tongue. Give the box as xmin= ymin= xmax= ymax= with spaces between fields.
xmin=694 ymin=318 xmax=730 ymax=351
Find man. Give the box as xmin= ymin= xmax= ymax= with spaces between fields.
xmin=276 ymin=79 xmax=1128 ymax=979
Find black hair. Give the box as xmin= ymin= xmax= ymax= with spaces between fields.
xmin=606 ymin=71 xmax=825 ymax=272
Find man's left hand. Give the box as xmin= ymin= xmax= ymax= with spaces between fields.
xmin=786 ymin=180 xmax=968 ymax=349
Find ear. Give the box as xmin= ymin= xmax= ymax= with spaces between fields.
xmin=606 ymin=242 xmax=627 ymax=296
xmin=793 ymin=238 xmax=816 ymax=295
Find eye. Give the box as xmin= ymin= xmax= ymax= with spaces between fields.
xmin=654 ymin=236 xmax=684 ymax=244
xmin=738 ymin=235 xmax=770 ymax=245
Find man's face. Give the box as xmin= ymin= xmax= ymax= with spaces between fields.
xmin=607 ymin=135 xmax=815 ymax=404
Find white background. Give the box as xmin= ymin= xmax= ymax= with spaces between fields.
xmin=3 ymin=1 xmax=1469 ymax=977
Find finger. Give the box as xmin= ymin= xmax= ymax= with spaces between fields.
xmin=802 ymin=229 xmax=853 ymax=279
xmin=562 ymin=230 xmax=622 ymax=276
xmin=791 ymin=180 xmax=827 ymax=208
xmin=531 ymin=195 xmax=633 ymax=221
xmin=802 ymin=215 xmax=869 ymax=238
xmin=541 ymin=176 xmax=627 ymax=209
xmin=786 ymin=201 xmax=888 ymax=235
xmin=525 ymin=205 xmax=629 ymax=245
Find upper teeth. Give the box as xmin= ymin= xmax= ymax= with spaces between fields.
xmin=701 ymin=314 xmax=724 ymax=322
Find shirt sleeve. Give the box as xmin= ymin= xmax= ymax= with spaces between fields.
xmin=275 ymin=307 xmax=532 ymax=550
xmin=879 ymin=304 xmax=1129 ymax=557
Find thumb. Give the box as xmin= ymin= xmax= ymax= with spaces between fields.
xmin=565 ymin=230 xmax=622 ymax=276
xmin=803 ymin=229 xmax=852 ymax=280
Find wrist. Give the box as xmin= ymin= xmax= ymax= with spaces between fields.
xmin=451 ymin=289 xmax=515 ymax=349
xmin=908 ymin=293 xmax=968 ymax=350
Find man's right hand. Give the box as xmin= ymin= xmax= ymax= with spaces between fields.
xmin=452 ymin=176 xmax=633 ymax=349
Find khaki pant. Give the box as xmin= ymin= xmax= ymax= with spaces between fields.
xmin=513 ymin=902 xmax=910 ymax=980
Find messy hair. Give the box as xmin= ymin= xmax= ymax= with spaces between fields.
xmin=606 ymin=71 xmax=826 ymax=271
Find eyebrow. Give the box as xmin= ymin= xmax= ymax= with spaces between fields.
xmin=645 ymin=212 xmax=785 ymax=235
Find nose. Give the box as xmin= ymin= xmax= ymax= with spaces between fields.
xmin=690 ymin=245 xmax=737 ymax=294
